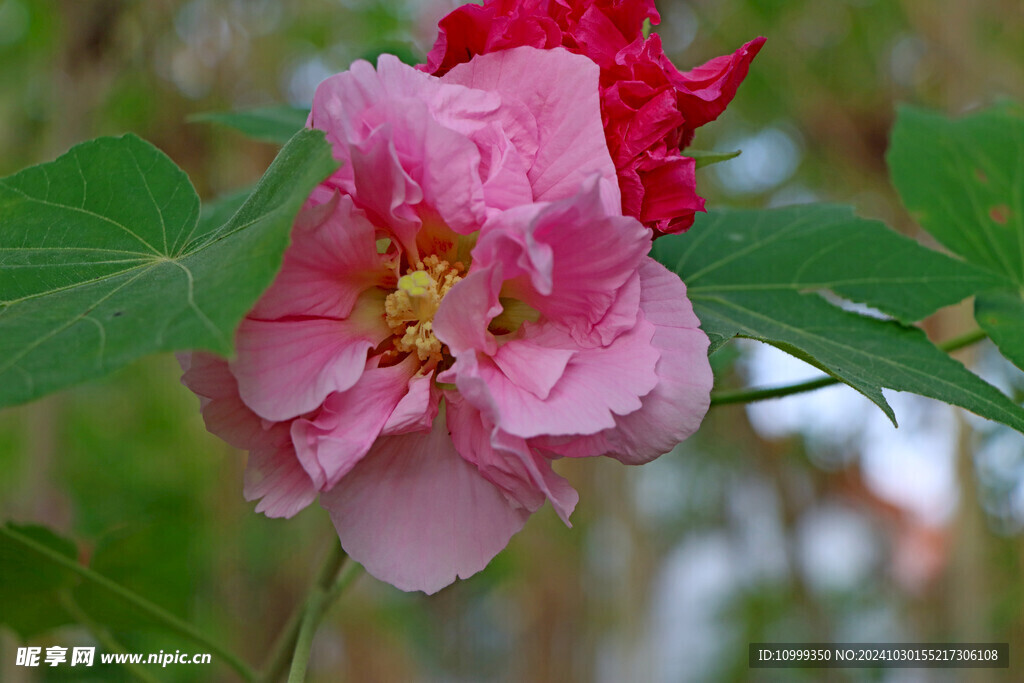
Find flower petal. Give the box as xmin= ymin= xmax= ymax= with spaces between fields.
xmin=537 ymin=259 xmax=712 ymax=463
xmin=452 ymin=316 xmax=660 ymax=440
xmin=321 ymin=413 xmax=530 ymax=594
xmin=232 ymin=296 xmax=391 ymax=421
xmin=250 ymin=194 xmax=392 ymax=321
xmin=444 ymin=46 xmax=621 ymax=212
xmin=472 ymin=180 xmax=651 ymax=345
xmin=670 ymin=36 xmax=767 ymax=134
xmin=244 ymin=437 xmax=318 ymax=519
xmin=447 ymin=393 xmax=578 ymax=524
xmin=180 ymin=351 xmax=264 ymax=450
xmin=290 ymin=356 xmax=419 ymax=490
xmin=179 ymin=352 xmax=318 ymax=518
xmin=381 ymin=370 xmax=441 ymax=436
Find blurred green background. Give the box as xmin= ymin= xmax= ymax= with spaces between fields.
xmin=2 ymin=0 xmax=1024 ymax=681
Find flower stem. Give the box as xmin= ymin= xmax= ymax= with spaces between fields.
xmin=0 ymin=524 xmax=257 ymax=682
xmin=709 ymin=327 xmax=989 ymax=406
xmin=262 ymin=538 xmax=360 ymax=683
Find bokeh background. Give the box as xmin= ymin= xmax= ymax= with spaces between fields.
xmin=2 ymin=0 xmax=1024 ymax=681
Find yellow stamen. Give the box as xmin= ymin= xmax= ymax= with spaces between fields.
xmin=384 ymin=256 xmax=464 ymax=364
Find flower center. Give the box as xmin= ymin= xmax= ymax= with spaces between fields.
xmin=384 ymin=255 xmax=465 ymax=365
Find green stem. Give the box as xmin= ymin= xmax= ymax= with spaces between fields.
xmin=266 ymin=539 xmax=360 ymax=683
xmin=58 ymin=590 xmax=162 ymax=683
xmin=0 ymin=525 xmax=257 ymax=682
xmin=709 ymin=327 xmax=989 ymax=407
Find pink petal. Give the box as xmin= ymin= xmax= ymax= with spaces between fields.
xmin=290 ymin=356 xmax=419 ymax=490
xmin=345 ymin=124 xmax=425 ymax=253
xmin=313 ymin=55 xmax=539 ymax=250
xmin=478 ymin=124 xmax=537 ymax=213
xmin=444 ymin=46 xmax=621 ymax=212
xmin=447 ymin=393 xmax=578 ymax=524
xmin=382 ymin=370 xmax=441 ymax=436
xmin=180 ymin=351 xmax=263 ymax=450
xmin=538 ymin=259 xmax=712 ymax=463
xmin=250 ymin=194 xmax=393 ymax=321
xmin=244 ymin=436 xmax=318 ymax=519
xmin=473 ymin=179 xmax=651 ymax=345
xmin=232 ymin=299 xmax=391 ymax=421
xmin=491 ymin=334 xmax=574 ymax=401
xmin=452 ymin=316 xmax=660 ymax=440
xmin=320 ymin=414 xmax=530 ymax=594
xmin=180 ymin=352 xmax=318 ymax=518
xmin=432 ymin=267 xmax=503 ymax=357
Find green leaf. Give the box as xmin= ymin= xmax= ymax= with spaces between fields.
xmin=0 ymin=129 xmax=338 ymax=409
xmin=688 ymin=149 xmax=742 ymax=169
xmin=654 ymin=205 xmax=1024 ymax=430
xmin=190 ymin=105 xmax=310 ymax=144
xmin=0 ymin=523 xmax=77 ymax=637
xmin=73 ymin=523 xmax=195 ymax=632
xmin=889 ymin=104 xmax=1024 ymax=375
xmin=197 ymin=185 xmax=253 ymax=236
xmin=672 ymin=204 xmax=1001 ymax=325
xmin=976 ymin=288 xmax=1024 ymax=372
xmin=888 ymin=105 xmax=1024 ymax=285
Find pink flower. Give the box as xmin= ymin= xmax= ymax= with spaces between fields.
xmin=421 ymin=0 xmax=765 ymax=236
xmin=181 ymin=47 xmax=712 ymax=593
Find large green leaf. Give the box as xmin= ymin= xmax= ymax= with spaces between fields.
xmin=0 ymin=129 xmax=337 ymax=409
xmin=190 ymin=105 xmax=310 ymax=144
xmin=888 ymin=104 xmax=1024 ymax=284
xmin=889 ymin=104 xmax=1024 ymax=372
xmin=654 ymin=205 xmax=1024 ymax=430
xmin=673 ymin=204 xmax=1001 ymax=327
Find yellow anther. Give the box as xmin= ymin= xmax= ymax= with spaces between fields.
xmin=384 ymin=257 xmax=465 ymax=365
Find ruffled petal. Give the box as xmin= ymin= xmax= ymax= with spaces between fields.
xmin=250 ymin=194 xmax=393 ymax=321
xmin=243 ymin=437 xmax=318 ymax=519
xmin=472 ymin=179 xmax=650 ymax=345
xmin=290 ymin=356 xmax=420 ymax=490
xmin=179 ymin=352 xmax=318 ymax=518
xmin=447 ymin=393 xmax=578 ymax=524
xmin=232 ymin=296 xmax=391 ymax=421
xmin=669 ymin=36 xmax=767 ymax=133
xmin=637 ymin=153 xmax=702 ymax=231
xmin=381 ymin=370 xmax=442 ymax=436
xmin=180 ymin=351 xmax=264 ymax=450
xmin=451 ymin=316 xmax=660 ymax=440
xmin=444 ymin=46 xmax=621 ymax=212
xmin=537 ymin=259 xmax=712 ymax=463
xmin=321 ymin=413 xmax=530 ymax=594
xmin=433 ymin=266 xmax=503 ymax=357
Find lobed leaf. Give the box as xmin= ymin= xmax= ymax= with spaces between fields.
xmin=888 ymin=104 xmax=1024 ymax=285
xmin=0 ymin=129 xmax=338 ymax=409
xmin=889 ymin=104 xmax=1024 ymax=374
xmin=654 ymin=205 xmax=1024 ymax=431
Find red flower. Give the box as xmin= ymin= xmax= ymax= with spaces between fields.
xmin=421 ymin=0 xmax=765 ymax=235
